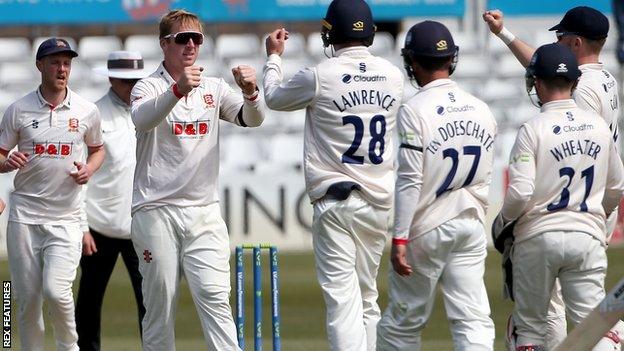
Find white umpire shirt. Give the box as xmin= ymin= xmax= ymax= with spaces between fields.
xmin=502 ymin=99 xmax=624 ymax=245
xmin=393 ymin=79 xmax=497 ymax=242
xmin=574 ymin=63 xmax=620 ymax=144
xmin=130 ymin=63 xmax=265 ymax=213
xmin=0 ymin=87 xmax=103 ymax=225
xmin=84 ymin=89 xmax=135 ymax=239
xmin=263 ymin=47 xmax=404 ymax=209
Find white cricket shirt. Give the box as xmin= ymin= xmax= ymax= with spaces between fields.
xmin=0 ymin=87 xmax=103 ymax=224
xmin=393 ymin=79 xmax=497 ymax=240
xmin=85 ymin=89 xmax=135 ymax=238
xmin=130 ymin=63 xmax=265 ymax=212
xmin=502 ymin=99 xmax=624 ymax=245
xmin=574 ymin=63 xmax=620 ymax=144
xmin=264 ymin=47 xmax=404 ymax=209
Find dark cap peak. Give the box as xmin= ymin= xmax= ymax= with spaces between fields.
xmin=549 ymin=6 xmax=609 ymax=40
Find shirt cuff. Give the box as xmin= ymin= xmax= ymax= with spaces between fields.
xmin=268 ymin=53 xmax=282 ymax=65
xmin=392 ymin=238 xmax=409 ymax=245
xmin=172 ymin=84 xmax=184 ymax=99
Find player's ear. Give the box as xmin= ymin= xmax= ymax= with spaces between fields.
xmin=574 ymin=36 xmax=583 ymax=50
xmin=35 ymin=59 xmax=43 ymax=73
xmin=159 ymin=38 xmax=167 ymax=51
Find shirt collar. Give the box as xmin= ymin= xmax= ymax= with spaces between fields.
xmin=157 ymin=61 xmax=176 ymax=86
xmin=36 ymin=86 xmax=72 ymax=109
xmin=334 ymin=46 xmax=370 ymax=57
xmin=108 ymin=88 xmax=130 ymax=108
xmin=540 ymin=99 xmax=577 ymax=112
xmin=578 ymin=62 xmax=604 ymax=72
xmin=418 ymin=78 xmax=456 ymax=92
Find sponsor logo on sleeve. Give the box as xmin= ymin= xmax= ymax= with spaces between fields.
xmin=510 ymin=153 xmax=531 ymax=164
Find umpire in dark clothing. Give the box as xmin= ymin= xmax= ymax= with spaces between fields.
xmin=75 ymin=51 xmax=150 ymax=350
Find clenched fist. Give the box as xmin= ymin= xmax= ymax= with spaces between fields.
xmin=483 ymin=10 xmax=504 ymax=35
xmin=232 ymin=65 xmax=257 ymax=95
xmin=266 ymin=28 xmax=290 ymax=57
xmin=177 ymin=65 xmax=203 ymax=95
xmin=70 ymin=161 xmax=92 ymax=185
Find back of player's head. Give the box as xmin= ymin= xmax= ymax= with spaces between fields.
xmin=321 ymin=0 xmax=376 ymax=47
xmin=159 ymin=9 xmax=203 ymax=39
xmin=401 ymin=21 xmax=459 ymax=78
xmin=525 ymin=43 xmax=581 ymax=102
xmin=527 ymin=43 xmax=581 ymax=82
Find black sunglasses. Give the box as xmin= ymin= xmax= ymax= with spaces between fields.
xmin=163 ymin=31 xmax=204 ymax=45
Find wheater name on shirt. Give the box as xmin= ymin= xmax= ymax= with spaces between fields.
xmin=549 ymin=138 xmax=603 ymax=161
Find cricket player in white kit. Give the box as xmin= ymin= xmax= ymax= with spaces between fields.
xmin=484 ymin=7 xmax=623 ymax=349
xmin=129 ymin=10 xmax=265 ymax=351
xmin=75 ymin=51 xmax=150 ymax=351
xmin=263 ymin=1 xmax=403 ymax=349
xmin=0 ymin=38 xmax=105 ymax=351
xmin=376 ymin=21 xmax=496 ymax=350
xmin=493 ymin=43 xmax=624 ymax=351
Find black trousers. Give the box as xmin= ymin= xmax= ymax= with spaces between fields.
xmin=75 ymin=229 xmax=145 ymax=351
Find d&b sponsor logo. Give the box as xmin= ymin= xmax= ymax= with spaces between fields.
xmin=32 ymin=141 xmax=74 ymax=158
xmin=172 ymin=119 xmax=211 ymax=138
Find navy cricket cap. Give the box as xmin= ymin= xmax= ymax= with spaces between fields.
xmin=403 ymin=21 xmax=457 ymax=57
xmin=36 ymin=38 xmax=78 ymax=61
xmin=527 ymin=43 xmax=581 ymax=81
xmin=549 ymin=6 xmax=609 ymax=40
xmin=322 ymin=0 xmax=375 ymax=44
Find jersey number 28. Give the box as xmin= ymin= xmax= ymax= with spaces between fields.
xmin=342 ymin=115 xmax=386 ymax=165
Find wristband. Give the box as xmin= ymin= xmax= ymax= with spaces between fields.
xmin=172 ymin=84 xmax=184 ymax=99
xmin=243 ymin=89 xmax=259 ymax=102
xmin=496 ymin=27 xmax=516 ymax=45
xmin=392 ymin=238 xmax=409 ymax=246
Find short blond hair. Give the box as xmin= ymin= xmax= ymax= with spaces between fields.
xmin=159 ymin=10 xmax=203 ymax=38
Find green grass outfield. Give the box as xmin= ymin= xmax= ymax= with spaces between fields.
xmin=1 ymin=247 xmax=624 ymax=350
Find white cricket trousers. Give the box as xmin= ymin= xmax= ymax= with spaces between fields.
xmin=377 ymin=214 xmax=495 ymax=351
xmin=312 ymin=191 xmax=389 ymax=351
xmin=512 ymin=231 xmax=607 ymax=348
xmin=131 ymin=204 xmax=240 ymax=351
xmin=7 ymin=222 xmax=82 ymax=351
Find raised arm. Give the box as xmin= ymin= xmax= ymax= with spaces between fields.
xmin=131 ymin=67 xmax=202 ymax=132
xmin=483 ymin=10 xmax=536 ymax=67
xmin=263 ymin=28 xmax=317 ymax=111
